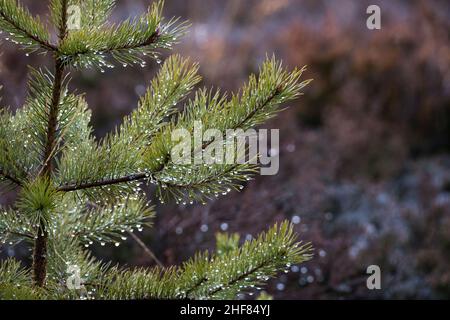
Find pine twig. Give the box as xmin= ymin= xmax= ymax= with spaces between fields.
xmin=57 ymin=172 xmax=149 ymax=192
xmin=0 ymin=10 xmax=56 ymax=52
xmin=56 ymin=88 xmax=282 ymax=193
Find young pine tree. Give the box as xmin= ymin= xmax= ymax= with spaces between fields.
xmin=0 ymin=0 xmax=312 ymax=299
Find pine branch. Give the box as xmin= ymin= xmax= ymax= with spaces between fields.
xmin=0 ymin=206 xmax=34 ymax=244
xmin=148 ymin=59 xmax=311 ymax=203
xmin=55 ymin=57 xmax=310 ymax=201
xmin=155 ymin=164 xmax=257 ymax=205
xmin=0 ymin=259 xmax=45 ymax=299
xmin=62 ymin=196 xmax=154 ymax=245
xmin=215 ymin=232 xmax=240 ymax=256
xmin=56 ymin=157 xmax=233 ymax=194
xmin=56 ymin=55 xmax=200 ymax=195
xmin=115 ymin=55 xmax=201 ymax=146
xmin=207 ymin=261 xmax=267 ymax=297
xmin=0 ymin=0 xmax=55 ymax=52
xmin=96 ymin=222 xmax=312 ymax=300
xmin=45 ymin=236 xmax=107 ymax=298
xmin=3 ymin=69 xmax=80 ymax=178
xmin=96 ymin=266 xmax=178 ymax=299
xmin=57 ymin=1 xmax=186 ymax=69
xmin=181 ymin=222 xmax=313 ymax=300
xmin=1 ymin=86 xmax=30 ymax=185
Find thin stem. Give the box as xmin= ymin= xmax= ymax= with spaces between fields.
xmin=128 ymin=231 xmax=164 ymax=268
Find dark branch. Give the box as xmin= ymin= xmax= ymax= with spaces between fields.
xmin=6 ymin=231 xmax=33 ymax=239
xmin=0 ymin=169 xmax=22 ymax=186
xmin=58 ymin=172 xmax=148 ymax=192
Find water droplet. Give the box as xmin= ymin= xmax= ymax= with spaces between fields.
xmin=291 ymin=215 xmax=301 ymax=224
xmin=276 ymin=283 xmax=285 ymax=291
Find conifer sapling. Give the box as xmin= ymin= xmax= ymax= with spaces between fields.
xmin=0 ymin=0 xmax=312 ymax=299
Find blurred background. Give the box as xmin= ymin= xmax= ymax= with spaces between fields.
xmin=1 ymin=0 xmax=449 ymax=299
